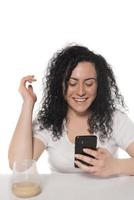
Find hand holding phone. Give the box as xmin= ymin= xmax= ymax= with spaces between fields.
xmin=74 ymin=135 xmax=97 ymax=168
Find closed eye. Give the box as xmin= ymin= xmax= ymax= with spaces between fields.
xmin=68 ymin=81 xmax=77 ymax=87
xmin=85 ymin=81 xmax=95 ymax=87
xmin=85 ymin=82 xmax=94 ymax=87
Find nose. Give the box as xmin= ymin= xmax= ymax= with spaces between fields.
xmin=76 ymin=84 xmax=86 ymax=96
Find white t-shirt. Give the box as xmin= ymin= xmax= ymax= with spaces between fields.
xmin=33 ymin=110 xmax=134 ymax=173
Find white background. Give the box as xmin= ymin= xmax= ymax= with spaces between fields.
xmin=0 ymin=0 xmax=134 ymax=174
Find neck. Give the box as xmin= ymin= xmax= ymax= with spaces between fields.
xmin=66 ymin=109 xmax=90 ymax=122
xmin=66 ymin=112 xmax=89 ymax=135
xmin=66 ymin=110 xmax=91 ymax=132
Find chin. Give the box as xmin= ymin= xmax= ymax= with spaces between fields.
xmin=67 ymin=99 xmax=94 ymax=115
xmin=72 ymin=108 xmax=89 ymax=115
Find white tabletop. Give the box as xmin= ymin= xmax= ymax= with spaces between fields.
xmin=1 ymin=173 xmax=134 ymax=200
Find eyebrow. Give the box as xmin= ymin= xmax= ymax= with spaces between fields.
xmin=70 ymin=77 xmax=97 ymax=81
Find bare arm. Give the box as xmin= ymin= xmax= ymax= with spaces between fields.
xmin=8 ymin=75 xmax=45 ymax=169
xmin=115 ymin=142 xmax=134 ymax=176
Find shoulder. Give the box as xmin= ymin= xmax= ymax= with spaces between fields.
xmin=112 ymin=109 xmax=130 ymax=133
xmin=32 ymin=119 xmax=52 ymax=147
xmin=112 ymin=109 xmax=134 ymax=149
xmin=112 ymin=108 xmax=134 ymax=136
xmin=112 ymin=109 xmax=127 ymax=122
xmin=32 ymin=119 xmax=50 ymax=133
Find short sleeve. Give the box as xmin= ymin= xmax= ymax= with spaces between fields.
xmin=32 ymin=120 xmax=51 ymax=148
xmin=113 ymin=110 xmax=134 ymax=150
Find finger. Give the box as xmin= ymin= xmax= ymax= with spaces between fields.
xmin=75 ymin=154 xmax=92 ymax=165
xmin=75 ymin=154 xmax=98 ymax=166
xmin=28 ymin=84 xmax=33 ymax=91
xmin=74 ymin=160 xmax=97 ymax=173
xmin=19 ymin=76 xmax=36 ymax=91
xmin=83 ymin=148 xmax=100 ymax=159
xmin=20 ymin=75 xmax=37 ymax=85
xmin=27 ymin=85 xmax=35 ymax=96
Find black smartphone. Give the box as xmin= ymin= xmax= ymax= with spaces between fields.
xmin=74 ymin=135 xmax=97 ymax=168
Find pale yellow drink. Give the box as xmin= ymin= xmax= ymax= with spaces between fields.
xmin=12 ymin=182 xmax=41 ymax=198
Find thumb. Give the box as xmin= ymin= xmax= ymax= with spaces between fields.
xmin=28 ymin=84 xmax=33 ymax=92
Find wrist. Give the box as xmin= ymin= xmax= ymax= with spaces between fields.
xmin=114 ymin=158 xmax=134 ymax=176
xmin=112 ymin=158 xmax=121 ymax=176
xmin=22 ymin=100 xmax=35 ymax=111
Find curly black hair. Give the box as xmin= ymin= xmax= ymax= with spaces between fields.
xmin=37 ymin=44 xmax=126 ymax=142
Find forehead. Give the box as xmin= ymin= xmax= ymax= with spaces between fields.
xmin=70 ymin=62 xmax=96 ymax=79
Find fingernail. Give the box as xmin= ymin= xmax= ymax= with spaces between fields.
xmin=83 ymin=149 xmax=87 ymax=152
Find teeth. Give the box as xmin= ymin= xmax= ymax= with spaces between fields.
xmin=74 ymin=98 xmax=86 ymax=102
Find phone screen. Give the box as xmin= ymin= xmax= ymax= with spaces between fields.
xmin=74 ymin=135 xmax=97 ymax=168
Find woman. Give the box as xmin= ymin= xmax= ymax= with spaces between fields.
xmin=8 ymin=45 xmax=134 ymax=177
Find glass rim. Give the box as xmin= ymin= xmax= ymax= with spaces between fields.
xmin=13 ymin=159 xmax=36 ymax=169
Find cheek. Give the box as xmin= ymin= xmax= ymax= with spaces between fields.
xmin=66 ymin=88 xmax=75 ymax=97
xmin=64 ymin=89 xmax=73 ymax=102
xmin=87 ymin=86 xmax=97 ymax=96
xmin=93 ymin=87 xmax=97 ymax=96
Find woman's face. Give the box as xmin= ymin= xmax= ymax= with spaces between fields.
xmin=65 ymin=61 xmax=97 ymax=116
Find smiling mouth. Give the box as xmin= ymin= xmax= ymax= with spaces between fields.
xmin=73 ymin=98 xmax=88 ymax=102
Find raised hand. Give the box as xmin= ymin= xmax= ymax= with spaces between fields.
xmin=18 ymin=75 xmax=37 ymax=105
